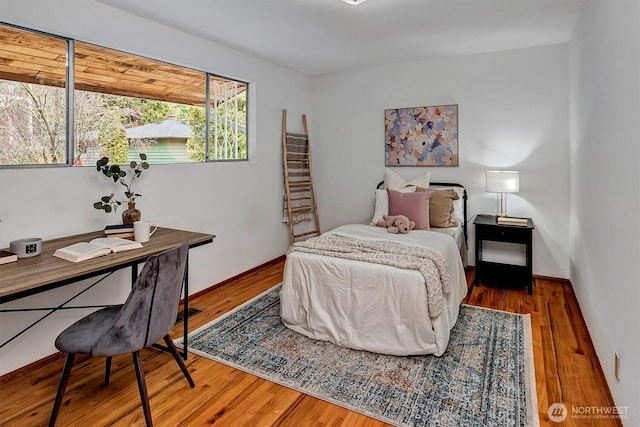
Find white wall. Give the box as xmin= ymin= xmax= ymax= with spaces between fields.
xmin=310 ymin=45 xmax=571 ymax=279
xmin=0 ymin=0 xmax=311 ymax=375
xmin=569 ymin=0 xmax=640 ymax=423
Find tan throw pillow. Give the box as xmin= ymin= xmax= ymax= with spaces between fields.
xmin=427 ymin=189 xmax=459 ymax=228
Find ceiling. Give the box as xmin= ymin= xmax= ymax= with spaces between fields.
xmin=98 ymin=0 xmax=585 ymax=75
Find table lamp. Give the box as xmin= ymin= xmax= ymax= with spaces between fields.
xmin=485 ymin=171 xmax=519 ymax=217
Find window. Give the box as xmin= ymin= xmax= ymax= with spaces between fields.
xmin=210 ymin=77 xmax=247 ymax=160
xmin=0 ymin=23 xmax=248 ymax=167
xmin=0 ymin=25 xmax=68 ymax=165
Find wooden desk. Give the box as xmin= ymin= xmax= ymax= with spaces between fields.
xmin=0 ymin=227 xmax=214 ymax=358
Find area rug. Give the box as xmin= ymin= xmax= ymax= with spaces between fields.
xmin=176 ymin=285 xmax=538 ymax=427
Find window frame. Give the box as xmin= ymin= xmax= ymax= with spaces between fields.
xmin=0 ymin=22 xmax=249 ymax=168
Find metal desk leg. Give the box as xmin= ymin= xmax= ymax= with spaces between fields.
xmin=474 ymin=235 xmax=481 ymax=286
xmin=182 ymin=253 xmax=189 ymax=360
xmin=131 ymin=264 xmax=138 ymax=287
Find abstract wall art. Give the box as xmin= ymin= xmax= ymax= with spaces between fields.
xmin=384 ymin=104 xmax=458 ymax=166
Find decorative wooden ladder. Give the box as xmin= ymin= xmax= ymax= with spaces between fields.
xmin=282 ymin=109 xmax=320 ymax=244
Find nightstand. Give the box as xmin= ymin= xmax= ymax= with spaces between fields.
xmin=474 ymin=214 xmax=535 ymax=294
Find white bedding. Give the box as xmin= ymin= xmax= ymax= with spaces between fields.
xmin=280 ymin=224 xmax=467 ymax=356
xmin=431 ymin=224 xmax=467 ymax=266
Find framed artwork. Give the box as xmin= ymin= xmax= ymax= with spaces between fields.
xmin=384 ymin=104 xmax=458 ymax=166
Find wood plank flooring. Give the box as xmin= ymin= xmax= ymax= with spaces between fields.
xmin=0 ymin=260 xmax=620 ymax=426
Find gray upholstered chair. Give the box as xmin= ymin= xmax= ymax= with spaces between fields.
xmin=49 ymin=241 xmax=194 ymax=427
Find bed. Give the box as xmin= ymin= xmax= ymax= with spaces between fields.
xmin=280 ymin=175 xmax=468 ymax=357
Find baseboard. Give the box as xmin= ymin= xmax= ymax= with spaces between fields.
xmin=0 ymin=352 xmax=92 ymax=384
xmin=532 ymin=274 xmax=571 ymax=286
xmin=184 ymin=254 xmax=285 ymax=301
xmin=464 ymin=265 xmax=571 ymax=286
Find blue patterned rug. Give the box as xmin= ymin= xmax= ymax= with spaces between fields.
xmin=176 ymin=285 xmax=538 ymax=427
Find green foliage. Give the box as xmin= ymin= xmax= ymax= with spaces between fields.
xmin=98 ymin=108 xmax=129 ymax=163
xmin=100 ymin=96 xmax=175 ymax=127
xmin=140 ymin=100 xmax=172 ymax=124
xmin=93 ymin=153 xmax=149 ymax=214
xmin=185 ymin=106 xmax=205 ymax=162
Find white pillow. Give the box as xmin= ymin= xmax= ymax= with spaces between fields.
xmin=406 ymin=172 xmax=431 ymax=189
xmin=383 ymin=168 xmax=431 ymax=190
xmin=370 ymin=186 xmax=416 ymax=225
xmin=383 ymin=168 xmax=406 ymax=190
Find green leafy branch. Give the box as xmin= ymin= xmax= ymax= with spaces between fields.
xmin=93 ymin=153 xmax=149 ymax=213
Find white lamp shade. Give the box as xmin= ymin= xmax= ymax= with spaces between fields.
xmin=485 ymin=171 xmax=520 ymax=193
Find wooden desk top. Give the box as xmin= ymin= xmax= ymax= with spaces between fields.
xmin=0 ymin=227 xmax=214 ymax=302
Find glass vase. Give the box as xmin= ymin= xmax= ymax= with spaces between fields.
xmin=122 ymin=202 xmax=141 ymax=224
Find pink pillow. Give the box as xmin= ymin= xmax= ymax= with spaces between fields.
xmin=387 ymin=188 xmax=433 ymax=230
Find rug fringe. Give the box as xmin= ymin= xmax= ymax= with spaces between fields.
xmin=522 ymin=314 xmax=540 ymax=427
xmin=463 ymin=304 xmax=540 ymax=427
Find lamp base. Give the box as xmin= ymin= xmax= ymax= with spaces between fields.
xmin=497 ymin=193 xmax=509 ymax=217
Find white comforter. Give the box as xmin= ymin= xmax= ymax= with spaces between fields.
xmin=280 ymin=224 xmax=467 ymax=356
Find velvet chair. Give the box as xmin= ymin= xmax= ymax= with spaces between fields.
xmin=49 ymin=241 xmax=194 ymax=427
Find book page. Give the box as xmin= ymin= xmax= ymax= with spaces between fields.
xmin=53 ymin=242 xmax=112 ymax=262
xmin=64 ymin=242 xmax=108 ymax=255
xmin=89 ymin=237 xmax=142 ymax=252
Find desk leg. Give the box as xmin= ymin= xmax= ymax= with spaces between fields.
xmin=131 ymin=264 xmax=138 ymax=287
xmin=526 ymin=236 xmax=533 ymax=295
xmin=475 ymin=236 xmax=481 ymax=286
xmin=182 ymin=253 xmax=189 ymax=360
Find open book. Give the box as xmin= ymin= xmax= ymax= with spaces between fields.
xmin=53 ymin=237 xmax=142 ymax=263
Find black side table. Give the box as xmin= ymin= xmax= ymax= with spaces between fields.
xmin=474 ymin=214 xmax=535 ymax=294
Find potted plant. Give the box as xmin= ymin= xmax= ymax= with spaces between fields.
xmin=93 ymin=153 xmax=149 ymax=224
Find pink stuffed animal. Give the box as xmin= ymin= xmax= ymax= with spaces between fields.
xmin=375 ymin=214 xmax=415 ymax=234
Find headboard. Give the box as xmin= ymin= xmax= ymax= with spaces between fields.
xmin=376 ymin=181 xmax=468 ymax=245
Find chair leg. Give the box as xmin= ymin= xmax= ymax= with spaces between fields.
xmin=163 ymin=335 xmax=195 ymax=388
xmin=104 ymin=356 xmax=112 ymax=385
xmin=49 ymin=353 xmax=75 ymax=427
xmin=132 ymin=351 xmax=153 ymax=427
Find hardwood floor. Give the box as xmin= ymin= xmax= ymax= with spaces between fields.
xmin=0 ymin=260 xmax=620 ymax=426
